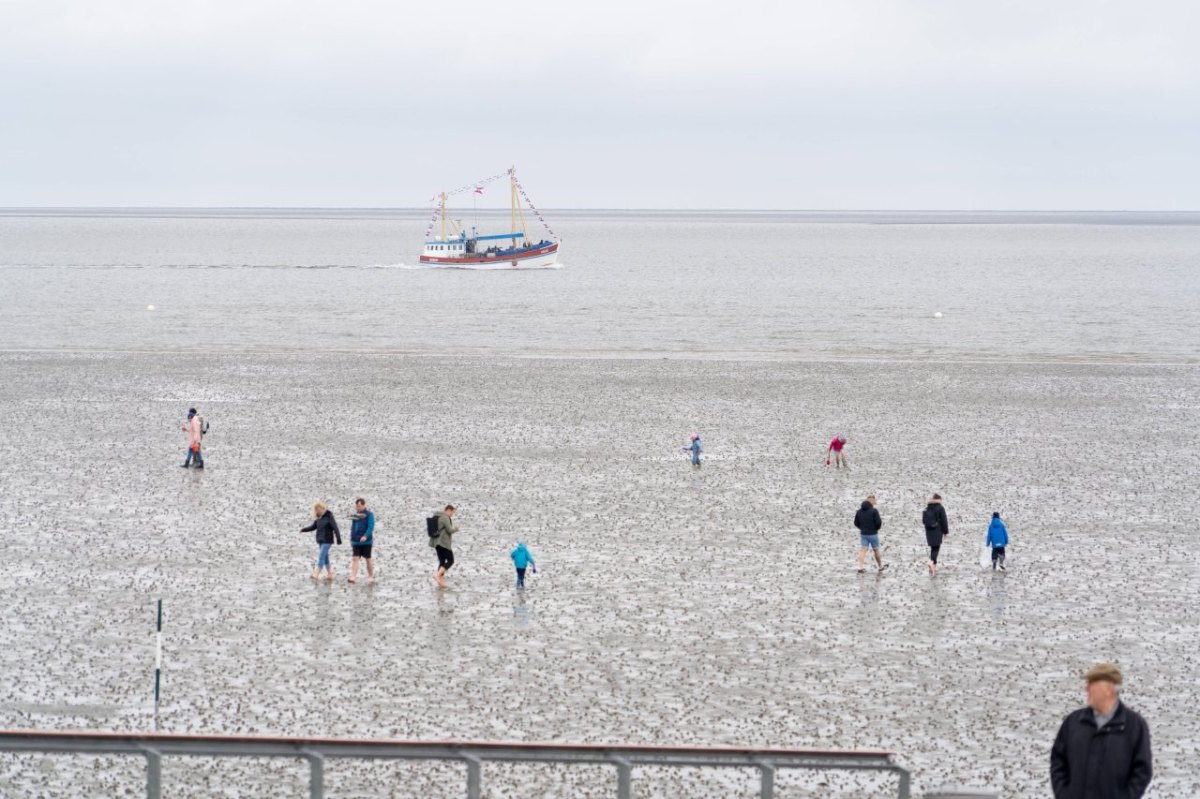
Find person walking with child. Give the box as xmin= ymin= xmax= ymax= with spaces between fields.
xmin=987 ymin=511 xmax=1008 ymax=571
xmin=301 ymin=502 xmax=341 ymax=582
xmin=510 ymin=542 xmax=537 ymax=589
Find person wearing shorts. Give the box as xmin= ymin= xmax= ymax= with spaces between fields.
xmin=429 ymin=504 xmax=459 ymax=588
xmin=853 ymin=495 xmax=887 ymax=573
xmin=348 ymin=497 xmax=376 ymax=584
xmin=826 ymin=435 xmax=848 ymax=469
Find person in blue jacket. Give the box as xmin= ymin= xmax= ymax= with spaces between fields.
xmin=349 ymin=498 xmax=376 ymax=583
xmin=987 ymin=511 xmax=1009 ymax=571
xmin=510 ymin=542 xmax=537 ymax=589
xmin=687 ymin=433 xmax=703 ymax=468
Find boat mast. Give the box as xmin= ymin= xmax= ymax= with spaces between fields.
xmin=440 ymin=192 xmax=447 ymax=240
xmin=510 ymin=167 xmax=517 ymax=249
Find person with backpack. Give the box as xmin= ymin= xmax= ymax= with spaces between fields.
xmin=987 ymin=511 xmax=1009 ymax=571
xmin=429 ymin=505 xmax=458 ymax=588
xmin=348 ymin=498 xmax=375 ymax=584
xmin=853 ymin=495 xmax=888 ymax=573
xmin=922 ymin=493 xmax=950 ymax=575
xmin=300 ymin=502 xmax=341 ymax=582
xmin=510 ymin=541 xmax=537 ymax=589
xmin=180 ymin=407 xmax=205 ymax=469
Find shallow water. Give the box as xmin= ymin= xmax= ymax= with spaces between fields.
xmin=1 ymin=209 xmax=1199 ymax=362
xmin=1 ymin=352 xmax=1197 ymax=797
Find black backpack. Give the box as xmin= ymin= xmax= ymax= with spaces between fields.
xmin=425 ymin=516 xmax=439 ymax=538
xmin=923 ymin=506 xmax=940 ymax=531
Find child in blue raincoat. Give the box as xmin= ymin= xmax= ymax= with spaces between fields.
xmin=510 ymin=542 xmax=537 ymax=588
xmin=987 ymin=512 xmax=1009 ymax=570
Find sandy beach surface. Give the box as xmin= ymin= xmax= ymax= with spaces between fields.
xmin=1 ymin=351 xmax=1197 ymax=797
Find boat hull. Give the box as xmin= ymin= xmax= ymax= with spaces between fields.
xmin=419 ymin=242 xmax=559 ymax=269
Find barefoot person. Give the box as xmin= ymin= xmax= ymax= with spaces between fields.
xmin=430 ymin=504 xmax=458 ymax=588
xmin=854 ymin=495 xmax=888 ymax=573
xmin=826 ymin=435 xmax=848 ymax=469
xmin=687 ymin=433 xmax=703 ymax=468
xmin=922 ymin=493 xmax=950 ymax=575
xmin=348 ymin=498 xmax=375 ymax=583
xmin=300 ymin=502 xmax=341 ymax=582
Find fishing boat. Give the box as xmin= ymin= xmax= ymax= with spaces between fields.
xmin=418 ymin=167 xmax=560 ymax=268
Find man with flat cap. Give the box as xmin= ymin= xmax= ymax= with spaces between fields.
xmin=1050 ymin=663 xmax=1152 ymax=799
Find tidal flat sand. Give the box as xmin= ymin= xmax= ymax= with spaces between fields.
xmin=0 ymin=352 xmax=1197 ymax=797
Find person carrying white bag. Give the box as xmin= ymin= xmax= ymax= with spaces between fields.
xmin=984 ymin=512 xmax=1009 ymax=571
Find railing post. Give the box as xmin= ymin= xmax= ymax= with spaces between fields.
xmin=611 ymin=756 xmax=633 ymax=799
xmin=895 ymin=764 xmax=911 ymax=799
xmin=756 ymin=760 xmax=776 ymax=799
xmin=302 ymin=750 xmax=325 ymax=799
xmin=462 ymin=754 xmax=483 ymax=799
xmin=143 ymin=748 xmax=161 ymax=799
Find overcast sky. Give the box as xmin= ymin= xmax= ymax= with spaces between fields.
xmin=1 ymin=1 xmax=1197 ymax=208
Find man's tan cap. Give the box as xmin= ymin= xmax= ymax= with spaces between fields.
xmin=1083 ymin=663 xmax=1123 ymax=685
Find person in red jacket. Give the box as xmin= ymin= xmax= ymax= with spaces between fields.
xmin=826 ymin=435 xmax=848 ymax=469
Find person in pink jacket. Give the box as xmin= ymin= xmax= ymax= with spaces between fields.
xmin=181 ymin=408 xmax=204 ymax=469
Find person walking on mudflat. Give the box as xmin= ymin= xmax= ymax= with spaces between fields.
xmin=922 ymin=493 xmax=949 ymax=575
xmin=180 ymin=407 xmax=204 ymax=468
xmin=430 ymin=504 xmax=459 ymax=588
xmin=1050 ymin=662 xmax=1152 ymax=799
xmin=987 ymin=512 xmax=1009 ymax=571
xmin=510 ymin=541 xmax=537 ymax=589
xmin=301 ymin=502 xmax=341 ymax=582
xmin=687 ymin=433 xmax=703 ymax=468
xmin=348 ymin=497 xmax=375 ymax=584
xmin=853 ymin=495 xmax=888 ymax=573
xmin=826 ymin=435 xmax=848 ymax=469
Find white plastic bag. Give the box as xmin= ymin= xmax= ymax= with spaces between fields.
xmin=979 ymin=541 xmax=992 ymax=569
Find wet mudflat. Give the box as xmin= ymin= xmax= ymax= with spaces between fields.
xmin=0 ymin=352 xmax=1197 ymax=797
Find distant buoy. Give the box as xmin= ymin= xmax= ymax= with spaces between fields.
xmin=933 ymin=312 xmax=943 ymax=318
xmin=147 ymin=305 xmax=156 ymax=311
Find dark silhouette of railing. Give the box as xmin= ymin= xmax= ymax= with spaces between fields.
xmin=0 ymin=729 xmax=910 ymax=798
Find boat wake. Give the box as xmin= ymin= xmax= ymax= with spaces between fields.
xmin=369 ymin=262 xmax=564 ymax=271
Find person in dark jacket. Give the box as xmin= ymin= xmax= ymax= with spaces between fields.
xmin=429 ymin=505 xmax=458 ymax=588
xmin=300 ymin=502 xmax=342 ymax=582
xmin=1050 ymin=662 xmax=1152 ymax=799
xmin=853 ymin=495 xmax=887 ymax=573
xmin=922 ymin=493 xmax=950 ymax=575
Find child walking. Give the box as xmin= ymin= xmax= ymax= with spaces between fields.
xmin=987 ymin=512 xmax=1009 ymax=570
xmin=687 ymin=433 xmax=703 ymax=468
xmin=510 ymin=542 xmax=537 ymax=589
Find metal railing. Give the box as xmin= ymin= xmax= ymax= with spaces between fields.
xmin=0 ymin=729 xmax=910 ymax=798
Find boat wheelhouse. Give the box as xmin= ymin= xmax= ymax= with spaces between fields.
xmin=419 ymin=167 xmax=560 ymax=268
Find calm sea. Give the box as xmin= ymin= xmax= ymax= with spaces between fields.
xmin=2 ymin=208 xmax=1197 ymax=362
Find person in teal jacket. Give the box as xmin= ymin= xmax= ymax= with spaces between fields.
xmin=987 ymin=512 xmax=1009 ymax=570
xmin=510 ymin=542 xmax=537 ymax=589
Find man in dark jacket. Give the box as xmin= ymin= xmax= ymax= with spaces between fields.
xmin=922 ymin=493 xmax=950 ymax=575
xmin=853 ymin=495 xmax=887 ymax=573
xmin=1050 ymin=662 xmax=1152 ymax=799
